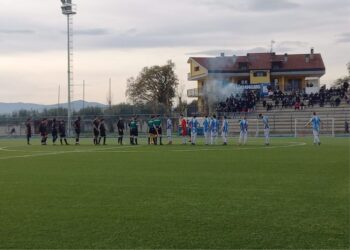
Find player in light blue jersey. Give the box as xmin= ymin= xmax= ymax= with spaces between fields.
xmin=210 ymin=114 xmax=219 ymax=145
xmin=166 ymin=115 xmax=173 ymax=145
xmin=203 ymin=115 xmax=210 ymax=145
xmin=305 ymin=112 xmax=322 ymax=145
xmin=259 ymin=113 xmax=270 ymax=146
xmin=190 ymin=115 xmax=199 ymax=145
xmin=239 ymin=116 xmax=248 ymax=145
xmin=221 ymin=116 xmax=229 ymax=145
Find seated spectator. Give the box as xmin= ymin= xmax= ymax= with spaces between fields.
xmin=294 ymin=102 xmax=300 ymax=110
xmin=275 ymin=99 xmax=279 ymax=108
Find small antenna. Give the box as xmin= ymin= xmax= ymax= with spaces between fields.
xmin=57 ymin=84 xmax=61 ymax=117
xmin=83 ymin=80 xmax=85 ymax=110
xmin=270 ymin=40 xmax=276 ymax=53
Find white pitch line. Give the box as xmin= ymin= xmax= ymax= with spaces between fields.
xmin=0 ymin=147 xmax=25 ymax=152
xmin=87 ymin=142 xmax=307 ymax=153
xmin=0 ymin=145 xmax=143 ymax=160
xmin=0 ymin=142 xmax=306 ymax=161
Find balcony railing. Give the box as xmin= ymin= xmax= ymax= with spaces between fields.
xmin=187 ymin=88 xmax=203 ymax=98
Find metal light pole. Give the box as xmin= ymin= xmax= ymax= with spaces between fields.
xmin=60 ymin=0 xmax=76 ymax=136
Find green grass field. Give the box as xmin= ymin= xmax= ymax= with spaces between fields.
xmin=0 ymin=136 xmax=349 ymax=249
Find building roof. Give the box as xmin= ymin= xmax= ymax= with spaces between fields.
xmin=190 ymin=52 xmax=325 ymax=72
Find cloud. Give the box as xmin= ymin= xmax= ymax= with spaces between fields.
xmin=248 ymin=0 xmax=299 ymax=11
xmin=186 ymin=40 xmax=311 ymax=57
xmin=186 ymin=47 xmax=268 ymax=56
xmin=199 ymin=0 xmax=299 ymax=12
xmin=0 ymin=29 xmax=35 ymax=34
xmin=336 ymin=33 xmax=350 ymax=43
xmin=274 ymin=40 xmax=309 ymax=52
xmin=75 ymin=28 xmax=109 ymax=36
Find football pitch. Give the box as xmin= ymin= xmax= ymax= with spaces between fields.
xmin=0 ymin=137 xmax=349 ymax=249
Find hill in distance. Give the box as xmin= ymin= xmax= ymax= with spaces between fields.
xmin=0 ymin=100 xmax=107 ymax=114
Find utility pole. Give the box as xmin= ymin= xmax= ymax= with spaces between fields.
xmin=83 ymin=80 xmax=85 ymax=111
xmin=108 ymin=78 xmax=112 ymax=110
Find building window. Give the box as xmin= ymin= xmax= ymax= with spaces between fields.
xmin=286 ymin=79 xmax=301 ymax=92
xmin=194 ymin=66 xmax=200 ymax=72
xmin=272 ymin=62 xmax=282 ymax=70
xmin=253 ymin=71 xmax=267 ymax=77
xmin=239 ymin=79 xmax=249 ymax=84
xmin=239 ymin=63 xmax=248 ymax=70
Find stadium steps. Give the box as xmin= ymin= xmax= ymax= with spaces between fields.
xmin=226 ymin=104 xmax=350 ymax=135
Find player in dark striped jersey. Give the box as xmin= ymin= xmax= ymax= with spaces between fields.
xmin=73 ymin=117 xmax=81 ymax=145
xmin=117 ymin=118 xmax=125 ymax=145
xmin=39 ymin=118 xmax=48 ymax=145
xmin=99 ymin=119 xmax=107 ymax=145
xmin=92 ymin=117 xmax=100 ymax=145
xmin=59 ymin=120 xmax=69 ymax=145
xmin=25 ymin=118 xmax=32 ymax=145
xmin=52 ymin=118 xmax=58 ymax=145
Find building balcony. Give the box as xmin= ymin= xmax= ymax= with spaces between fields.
xmin=187 ymin=88 xmax=203 ymax=98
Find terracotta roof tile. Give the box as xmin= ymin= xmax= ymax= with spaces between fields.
xmin=191 ymin=53 xmax=325 ymax=72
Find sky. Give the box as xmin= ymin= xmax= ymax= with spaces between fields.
xmin=0 ymin=0 xmax=349 ymax=105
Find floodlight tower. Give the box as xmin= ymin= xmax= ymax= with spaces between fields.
xmin=60 ymin=0 xmax=76 ymax=136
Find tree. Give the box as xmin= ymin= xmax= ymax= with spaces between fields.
xmin=333 ymin=62 xmax=350 ymax=87
xmin=126 ymin=60 xmax=179 ymax=112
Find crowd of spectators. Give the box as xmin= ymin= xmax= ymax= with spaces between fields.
xmin=216 ymin=82 xmax=349 ymax=113
xmin=263 ymin=84 xmax=349 ymax=111
xmin=216 ymin=90 xmax=259 ymax=113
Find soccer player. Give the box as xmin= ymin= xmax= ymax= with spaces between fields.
xmin=190 ymin=115 xmax=199 ymax=145
xmin=305 ymin=112 xmax=322 ymax=146
xmin=92 ymin=116 xmax=100 ymax=145
xmin=239 ymin=116 xmax=248 ymax=145
xmin=259 ymin=113 xmax=270 ymax=146
xmin=25 ymin=118 xmax=32 ymax=145
xmin=117 ymin=117 xmax=125 ymax=145
xmin=166 ymin=115 xmax=173 ymax=145
xmin=180 ymin=114 xmax=187 ymax=144
xmin=203 ymin=115 xmax=210 ymax=145
xmin=154 ymin=115 xmax=163 ymax=145
xmin=39 ymin=118 xmax=48 ymax=145
xmin=51 ymin=118 xmax=58 ymax=145
xmin=99 ymin=119 xmax=107 ymax=145
xmin=129 ymin=117 xmax=138 ymax=145
xmin=210 ymin=114 xmax=219 ymax=145
xmin=221 ymin=116 xmax=229 ymax=145
xmin=73 ymin=116 xmax=81 ymax=145
xmin=58 ymin=120 xmax=69 ymax=145
xmin=147 ymin=115 xmax=155 ymax=145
